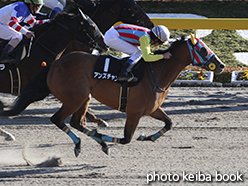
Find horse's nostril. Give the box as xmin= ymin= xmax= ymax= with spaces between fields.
xmin=220 ymin=64 xmax=225 ymax=69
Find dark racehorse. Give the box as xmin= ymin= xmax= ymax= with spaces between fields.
xmin=0 ymin=10 xmax=108 ymax=140
xmin=0 ymin=0 xmax=154 ymax=126
xmin=0 ymin=10 xmax=106 ymax=95
xmin=45 ymin=34 xmax=225 ymax=157
xmin=64 ymin=0 xmax=154 ymax=58
xmin=74 ymin=0 xmax=154 ymax=33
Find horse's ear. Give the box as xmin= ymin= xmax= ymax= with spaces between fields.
xmin=190 ymin=33 xmax=197 ymax=45
xmin=194 ymin=31 xmax=197 ymax=38
xmin=78 ymin=8 xmax=87 ymax=20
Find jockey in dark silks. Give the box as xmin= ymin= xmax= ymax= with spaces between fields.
xmin=44 ymin=0 xmax=95 ymax=19
xmin=74 ymin=0 xmax=96 ymax=8
xmin=42 ymin=0 xmax=66 ymax=19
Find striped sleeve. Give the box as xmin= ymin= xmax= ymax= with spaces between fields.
xmin=8 ymin=16 xmax=29 ymax=35
xmin=25 ymin=14 xmax=49 ymax=28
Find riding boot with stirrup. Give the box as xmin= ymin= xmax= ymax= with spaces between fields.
xmin=117 ymin=59 xmax=138 ymax=82
xmin=0 ymin=44 xmax=15 ymax=64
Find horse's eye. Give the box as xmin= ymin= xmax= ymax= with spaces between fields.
xmin=130 ymin=5 xmax=139 ymax=13
xmin=200 ymin=47 xmax=208 ymax=56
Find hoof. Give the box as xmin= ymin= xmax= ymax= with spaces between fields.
xmin=98 ymin=121 xmax=109 ymax=128
xmin=137 ymin=134 xmax=146 ymax=141
xmin=5 ymin=133 xmax=15 ymax=141
xmin=74 ymin=140 xmax=81 ymax=157
xmin=102 ymin=146 xmax=109 ymax=155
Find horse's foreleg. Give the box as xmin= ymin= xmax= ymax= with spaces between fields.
xmin=0 ymin=128 xmax=15 ymax=141
xmin=137 ymin=107 xmax=172 ymax=142
xmin=70 ymin=98 xmax=109 ymax=155
xmin=51 ymin=106 xmax=81 ymax=157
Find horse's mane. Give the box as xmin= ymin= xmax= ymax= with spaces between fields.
xmin=154 ymin=35 xmax=187 ymax=54
xmin=31 ymin=12 xmax=75 ymax=37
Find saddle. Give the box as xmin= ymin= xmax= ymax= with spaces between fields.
xmin=0 ymin=40 xmax=29 ymax=95
xmin=93 ymin=54 xmax=146 ymax=87
xmin=93 ymin=54 xmax=146 ymax=112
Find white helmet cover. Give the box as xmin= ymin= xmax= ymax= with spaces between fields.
xmin=151 ymin=25 xmax=170 ymax=43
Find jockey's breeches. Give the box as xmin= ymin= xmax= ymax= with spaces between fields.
xmin=0 ymin=23 xmax=23 ymax=48
xmin=104 ymin=26 xmax=142 ymax=64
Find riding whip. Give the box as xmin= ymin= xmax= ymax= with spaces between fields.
xmin=27 ymin=36 xmax=33 ymax=57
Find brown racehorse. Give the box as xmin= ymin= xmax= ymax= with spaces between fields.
xmin=46 ymin=34 xmax=225 ymax=157
xmin=0 ymin=0 xmax=154 ymax=127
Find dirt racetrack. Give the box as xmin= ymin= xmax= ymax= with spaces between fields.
xmin=0 ymin=87 xmax=248 ymax=186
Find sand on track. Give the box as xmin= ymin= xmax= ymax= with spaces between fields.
xmin=0 ymin=87 xmax=248 ymax=185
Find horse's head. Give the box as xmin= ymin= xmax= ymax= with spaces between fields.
xmin=76 ymin=9 xmax=108 ymax=53
xmin=117 ymin=0 xmax=154 ymax=28
xmin=120 ymin=0 xmax=154 ymax=28
xmin=187 ymin=34 xmax=225 ymax=74
xmin=31 ymin=12 xmax=108 ymax=54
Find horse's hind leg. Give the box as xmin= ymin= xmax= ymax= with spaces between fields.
xmin=70 ymin=96 xmax=109 ymax=155
xmin=90 ymin=112 xmax=142 ymax=145
xmin=86 ymin=111 xmax=109 ymax=127
xmin=137 ymin=107 xmax=172 ymax=142
xmin=51 ymin=105 xmax=82 ymax=157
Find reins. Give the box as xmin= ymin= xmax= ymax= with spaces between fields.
xmin=149 ymin=55 xmax=188 ymax=93
xmin=149 ymin=60 xmax=168 ymax=92
xmin=76 ymin=19 xmax=102 ymax=50
xmin=170 ymin=56 xmax=188 ymax=66
xmin=149 ymin=38 xmax=213 ymax=92
xmin=89 ymin=5 xmax=100 ymax=19
xmin=30 ymin=14 xmax=100 ymax=59
xmin=149 ymin=39 xmax=193 ymax=92
xmin=31 ymin=24 xmax=59 ymax=58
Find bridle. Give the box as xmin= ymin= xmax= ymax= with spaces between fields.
xmin=73 ymin=14 xmax=103 ymax=51
xmin=31 ymin=13 xmax=101 ymax=59
xmin=169 ymin=38 xmax=216 ymax=68
xmin=150 ymin=38 xmax=217 ymax=92
xmin=186 ymin=38 xmax=216 ymax=69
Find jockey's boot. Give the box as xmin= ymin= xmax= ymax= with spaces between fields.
xmin=0 ymin=44 xmax=15 ymax=64
xmin=117 ymin=59 xmax=138 ymax=82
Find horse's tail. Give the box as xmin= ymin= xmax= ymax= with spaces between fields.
xmin=0 ymin=66 xmax=51 ymax=116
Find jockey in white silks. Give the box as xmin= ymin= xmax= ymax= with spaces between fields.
xmin=104 ymin=24 xmax=172 ymax=82
xmin=0 ymin=0 xmax=49 ymax=63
